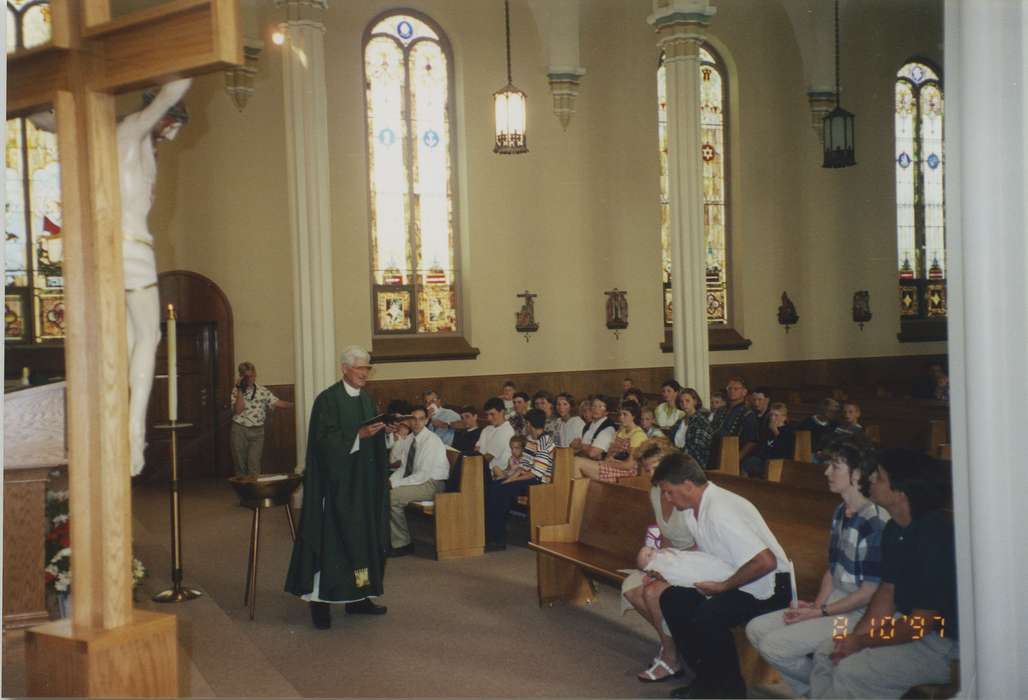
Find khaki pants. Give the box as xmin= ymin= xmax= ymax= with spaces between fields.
xmin=231 ymin=423 xmax=265 ymax=476
xmin=389 ymin=480 xmax=445 ymax=547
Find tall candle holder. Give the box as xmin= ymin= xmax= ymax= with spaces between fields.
xmin=152 ymin=304 xmax=202 ymax=603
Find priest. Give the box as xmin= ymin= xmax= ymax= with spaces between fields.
xmin=285 ymin=345 xmax=392 ymax=629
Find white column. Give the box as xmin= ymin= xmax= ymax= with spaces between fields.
xmin=278 ymin=0 xmax=337 ymax=470
xmin=649 ymin=1 xmax=715 ymax=402
xmin=945 ymin=1 xmax=1028 ymax=696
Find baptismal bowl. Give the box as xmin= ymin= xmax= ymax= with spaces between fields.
xmin=228 ymin=473 xmax=302 ymax=509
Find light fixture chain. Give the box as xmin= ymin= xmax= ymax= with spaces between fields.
xmin=834 ymin=0 xmax=840 ymax=107
xmin=503 ymin=0 xmax=511 ymax=84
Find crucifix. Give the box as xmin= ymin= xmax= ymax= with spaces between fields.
xmin=515 ymin=289 xmax=539 ymax=339
xmin=7 ymin=1 xmax=242 ymax=696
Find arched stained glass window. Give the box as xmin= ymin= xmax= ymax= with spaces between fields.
xmin=658 ymin=45 xmax=729 ymax=329
xmin=6 ymin=0 xmax=53 ymax=53
xmin=364 ymin=12 xmax=461 ymax=336
xmin=896 ymin=60 xmax=945 ymax=321
xmin=5 ymin=116 xmax=64 ymax=342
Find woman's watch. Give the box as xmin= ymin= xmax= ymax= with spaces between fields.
xmin=820 ymin=604 xmax=829 ymax=617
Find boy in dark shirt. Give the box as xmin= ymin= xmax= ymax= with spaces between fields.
xmin=451 ymin=405 xmax=481 ymax=455
xmin=809 ymin=448 xmax=957 ymax=698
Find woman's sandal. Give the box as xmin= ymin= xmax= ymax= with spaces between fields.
xmin=637 ymin=657 xmax=684 ymax=683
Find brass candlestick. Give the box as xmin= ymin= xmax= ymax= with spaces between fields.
xmin=152 ymin=420 xmax=203 ymax=603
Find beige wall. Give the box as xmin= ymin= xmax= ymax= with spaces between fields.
xmin=149 ymin=0 xmax=944 ymax=386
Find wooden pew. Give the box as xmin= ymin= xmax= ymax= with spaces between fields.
xmin=408 ymin=452 xmax=485 ymax=560
xmin=766 ymin=458 xmax=826 ymax=492
xmin=528 ymin=478 xmax=654 ymax=607
xmin=929 ymin=419 xmax=949 ymax=458
xmin=709 ymin=435 xmax=740 ymax=474
xmin=527 ymin=447 xmax=575 ymax=543
xmin=793 ymin=429 xmax=813 ymax=462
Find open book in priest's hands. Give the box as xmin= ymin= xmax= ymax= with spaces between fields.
xmin=357 ymin=413 xmax=414 ymax=429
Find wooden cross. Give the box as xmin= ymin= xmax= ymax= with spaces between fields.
xmin=7 ymin=1 xmax=241 ymax=695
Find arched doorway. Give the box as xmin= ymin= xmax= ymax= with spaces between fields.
xmin=143 ymin=271 xmax=234 ymax=479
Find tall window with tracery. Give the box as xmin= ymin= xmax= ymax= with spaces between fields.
xmin=363 ymin=12 xmax=462 ymax=337
xmin=658 ymin=45 xmax=729 ymax=329
xmin=895 ymin=60 xmax=945 ymax=321
xmin=6 ymin=1 xmax=63 ymax=343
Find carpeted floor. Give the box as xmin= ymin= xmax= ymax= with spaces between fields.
xmin=3 ymin=477 xmax=791 ymax=698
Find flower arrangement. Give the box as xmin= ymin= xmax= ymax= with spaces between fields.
xmin=44 ymin=489 xmax=71 ymax=594
xmin=44 ymin=488 xmax=147 ymax=601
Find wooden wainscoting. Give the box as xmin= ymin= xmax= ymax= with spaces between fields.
xmin=262 ymin=384 xmax=297 ymax=474
xmin=260 ymin=354 xmax=948 ymax=464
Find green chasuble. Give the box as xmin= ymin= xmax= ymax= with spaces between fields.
xmin=285 ymin=382 xmax=390 ymax=601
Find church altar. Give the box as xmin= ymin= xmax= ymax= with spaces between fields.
xmin=3 ymin=382 xmax=69 ymax=631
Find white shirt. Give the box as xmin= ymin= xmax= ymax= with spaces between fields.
xmin=554 ymin=415 xmax=586 ymax=448
xmin=389 ymin=433 xmax=412 ymax=465
xmin=390 ymin=427 xmax=449 ymax=487
xmin=476 ymin=420 xmax=515 ymax=471
xmin=582 ymin=418 xmax=615 ymax=453
xmin=345 ymin=380 xmax=363 ymax=454
xmin=683 ymin=482 xmax=790 ymax=600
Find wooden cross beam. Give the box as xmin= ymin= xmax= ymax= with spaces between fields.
xmin=7 ymin=1 xmax=241 ymax=695
xmin=8 ymin=0 xmax=241 ymax=114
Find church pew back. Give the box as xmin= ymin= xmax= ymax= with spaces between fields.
xmin=766 ymin=458 xmax=827 ymax=492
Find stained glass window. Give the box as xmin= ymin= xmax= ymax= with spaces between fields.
xmin=5 ymin=116 xmax=64 ymax=342
xmin=895 ymin=61 xmax=945 ymax=318
xmin=364 ymin=12 xmax=460 ymax=335
xmin=6 ymin=0 xmax=53 ymax=53
xmin=659 ymin=45 xmax=729 ymax=328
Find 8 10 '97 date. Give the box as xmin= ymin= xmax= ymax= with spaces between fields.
xmin=832 ymin=615 xmax=946 ymax=640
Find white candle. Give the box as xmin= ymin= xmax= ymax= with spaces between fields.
xmin=167 ymin=304 xmax=177 ymax=422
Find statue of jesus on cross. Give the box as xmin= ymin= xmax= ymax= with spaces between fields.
xmin=33 ymin=78 xmax=192 ymax=475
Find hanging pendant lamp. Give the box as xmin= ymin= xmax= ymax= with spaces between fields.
xmin=494 ymin=0 xmax=528 ymax=154
xmin=823 ymin=0 xmax=856 ymax=168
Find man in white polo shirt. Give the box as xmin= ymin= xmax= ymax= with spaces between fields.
xmin=652 ymin=452 xmax=792 ymax=699
xmin=476 ymin=397 xmax=515 ymax=481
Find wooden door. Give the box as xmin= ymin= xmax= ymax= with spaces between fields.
xmin=144 ymin=321 xmax=221 ymax=479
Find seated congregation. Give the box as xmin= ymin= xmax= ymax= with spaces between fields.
xmin=375 ymin=376 xmax=957 ymax=699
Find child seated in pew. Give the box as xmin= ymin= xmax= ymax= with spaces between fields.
xmin=833 ymin=401 xmax=864 ymax=439
xmin=800 ymin=397 xmax=841 ymax=461
xmin=709 ymin=391 xmax=727 ymax=413
xmin=741 ymin=402 xmax=795 ymax=478
xmin=493 ymin=434 xmax=527 ymax=481
xmin=451 ymin=405 xmax=481 ymax=455
xmin=640 ymin=406 xmax=663 ymax=439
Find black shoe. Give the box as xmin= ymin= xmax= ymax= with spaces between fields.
xmin=485 ymin=541 xmax=507 ymax=552
xmin=309 ymin=602 xmax=331 ymax=629
xmin=345 ymin=598 xmax=387 ymax=615
xmin=389 ymin=543 xmax=415 ymax=557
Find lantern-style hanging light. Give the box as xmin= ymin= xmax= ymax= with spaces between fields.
xmin=823 ymin=0 xmax=856 ymax=168
xmin=494 ymin=0 xmax=528 ymax=154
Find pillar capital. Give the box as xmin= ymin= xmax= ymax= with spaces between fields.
xmin=276 ymin=0 xmax=327 ymax=26
xmin=648 ymin=1 xmax=715 ymax=31
xmin=648 ymin=1 xmax=714 ymax=60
